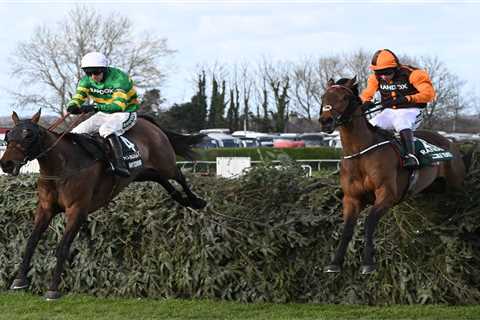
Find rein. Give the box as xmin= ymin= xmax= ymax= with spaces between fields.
xmin=324 ymin=84 xmax=387 ymax=160
xmin=342 ymin=140 xmax=392 ymax=159
xmin=48 ymin=113 xmax=70 ymax=131
xmin=323 ymin=84 xmax=383 ymax=124
xmin=320 ymin=84 xmax=385 ymax=126
xmin=34 ymin=113 xmax=90 ymax=181
xmin=34 ymin=113 xmax=87 ymax=161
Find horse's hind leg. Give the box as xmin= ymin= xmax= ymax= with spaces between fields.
xmin=11 ymin=206 xmax=55 ymax=290
xmin=174 ymin=168 xmax=207 ymax=210
xmin=156 ymin=177 xmax=191 ymax=207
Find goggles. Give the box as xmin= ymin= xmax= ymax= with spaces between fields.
xmin=83 ymin=67 xmax=104 ymax=76
xmin=374 ymin=68 xmax=396 ymax=76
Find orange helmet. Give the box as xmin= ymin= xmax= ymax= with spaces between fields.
xmin=369 ymin=49 xmax=400 ymax=71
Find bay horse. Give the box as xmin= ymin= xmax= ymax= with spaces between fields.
xmin=0 ymin=110 xmax=206 ymax=299
xmin=319 ymin=77 xmax=466 ymax=274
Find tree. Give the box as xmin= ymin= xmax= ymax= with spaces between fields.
xmin=291 ymin=58 xmax=319 ymax=120
xmin=260 ymin=59 xmax=290 ymax=132
xmin=226 ymin=88 xmax=236 ymax=131
xmin=415 ymin=56 xmax=467 ymax=128
xmin=207 ymin=76 xmax=226 ymax=128
xmin=139 ymin=89 xmax=164 ymax=115
xmin=158 ymin=102 xmax=198 ymax=133
xmin=343 ymin=49 xmax=371 ymax=91
xmin=9 ymin=5 xmax=175 ymax=115
xmin=207 ymin=76 xmax=219 ymax=128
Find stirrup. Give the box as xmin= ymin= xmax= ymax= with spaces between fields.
xmin=403 ymin=154 xmax=420 ymax=168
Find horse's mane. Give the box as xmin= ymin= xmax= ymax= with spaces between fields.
xmin=335 ymin=78 xmax=395 ymax=141
xmin=335 ymin=78 xmax=360 ymax=96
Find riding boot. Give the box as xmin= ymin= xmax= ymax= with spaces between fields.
xmin=106 ymin=134 xmax=130 ymax=177
xmin=399 ymin=129 xmax=420 ymax=169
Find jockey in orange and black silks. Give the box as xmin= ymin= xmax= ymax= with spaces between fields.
xmin=360 ymin=49 xmax=436 ymax=169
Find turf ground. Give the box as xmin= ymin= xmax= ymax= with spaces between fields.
xmin=1 ymin=292 xmax=479 ymax=320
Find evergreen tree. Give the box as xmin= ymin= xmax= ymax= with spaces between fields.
xmin=270 ymin=76 xmax=290 ymax=132
xmin=208 ymin=76 xmax=218 ymax=128
xmin=226 ymin=89 xmax=236 ymax=131
xmin=261 ymin=81 xmax=271 ymax=132
xmin=191 ymin=71 xmax=208 ymax=131
xmin=215 ymin=80 xmax=226 ymax=128
xmin=234 ymin=84 xmax=240 ymax=131
xmin=139 ymin=89 xmax=163 ymax=115
xmin=157 ymin=102 xmax=197 ymax=132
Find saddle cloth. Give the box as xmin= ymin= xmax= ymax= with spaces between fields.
xmin=70 ymin=133 xmax=143 ymax=170
xmin=394 ymin=137 xmax=453 ymax=167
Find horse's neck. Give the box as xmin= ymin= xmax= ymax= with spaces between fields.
xmin=36 ymin=131 xmax=69 ymax=176
xmin=339 ymin=115 xmax=377 ymax=155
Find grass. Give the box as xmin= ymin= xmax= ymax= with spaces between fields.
xmin=1 ymin=292 xmax=479 ymax=320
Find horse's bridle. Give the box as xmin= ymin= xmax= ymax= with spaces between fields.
xmin=4 ymin=121 xmax=44 ymax=166
xmin=4 ymin=114 xmax=86 ymax=167
xmin=321 ymin=85 xmax=361 ymax=127
xmin=321 ymin=84 xmax=383 ymax=128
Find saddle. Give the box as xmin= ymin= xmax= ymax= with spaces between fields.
xmin=373 ymin=127 xmax=453 ymax=168
xmin=69 ymin=133 xmax=143 ymax=170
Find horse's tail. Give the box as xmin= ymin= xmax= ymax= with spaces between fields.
xmin=162 ymin=129 xmax=205 ymax=161
xmin=138 ymin=113 xmax=205 ymax=160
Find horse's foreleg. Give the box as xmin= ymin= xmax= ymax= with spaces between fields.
xmin=361 ymin=194 xmax=393 ymax=274
xmin=324 ymin=196 xmax=362 ymax=273
xmin=11 ymin=206 xmax=55 ymax=290
xmin=45 ymin=207 xmax=87 ymax=300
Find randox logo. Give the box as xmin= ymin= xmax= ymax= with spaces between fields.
xmin=379 ymin=83 xmax=409 ymax=91
xmin=90 ymin=87 xmax=115 ymax=95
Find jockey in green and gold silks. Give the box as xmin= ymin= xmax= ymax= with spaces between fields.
xmin=68 ymin=66 xmax=139 ymax=113
xmin=66 ymin=51 xmax=139 ymax=177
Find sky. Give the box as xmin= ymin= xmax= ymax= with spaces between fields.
xmin=0 ymin=0 xmax=479 ymax=117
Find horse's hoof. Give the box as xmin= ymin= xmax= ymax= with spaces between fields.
xmin=44 ymin=290 xmax=62 ymax=301
xmin=10 ymin=278 xmax=29 ymax=290
xmin=191 ymin=198 xmax=207 ymax=210
xmin=360 ymin=265 xmax=376 ymax=275
xmin=324 ymin=264 xmax=341 ymax=273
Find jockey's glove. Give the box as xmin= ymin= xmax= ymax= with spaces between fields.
xmin=382 ymin=96 xmax=409 ymax=109
xmin=67 ymin=105 xmax=82 ymax=115
xmin=360 ymin=101 xmax=376 ymax=112
xmin=80 ymin=104 xmax=97 ymax=113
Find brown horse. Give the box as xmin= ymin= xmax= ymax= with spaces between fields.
xmin=0 ymin=110 xmax=206 ymax=299
xmin=319 ymin=77 xmax=466 ymax=275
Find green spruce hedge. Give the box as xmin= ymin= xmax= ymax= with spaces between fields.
xmin=0 ymin=157 xmax=479 ymax=304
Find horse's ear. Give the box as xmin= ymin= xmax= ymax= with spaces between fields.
xmin=31 ymin=109 xmax=41 ymax=124
xmin=345 ymin=76 xmax=358 ymax=88
xmin=327 ymin=78 xmax=335 ymax=87
xmin=12 ymin=111 xmax=20 ymax=125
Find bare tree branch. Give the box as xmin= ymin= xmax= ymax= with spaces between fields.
xmin=9 ymin=5 xmax=175 ymax=116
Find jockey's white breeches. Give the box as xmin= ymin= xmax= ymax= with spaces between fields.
xmin=369 ymin=108 xmax=422 ymax=132
xmin=71 ymin=112 xmax=137 ymax=138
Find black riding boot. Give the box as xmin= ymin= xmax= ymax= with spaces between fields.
xmin=399 ymin=129 xmax=419 ymax=169
xmin=107 ymin=134 xmax=130 ymax=177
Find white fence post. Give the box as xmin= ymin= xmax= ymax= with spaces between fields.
xmin=216 ymin=157 xmax=251 ymax=178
